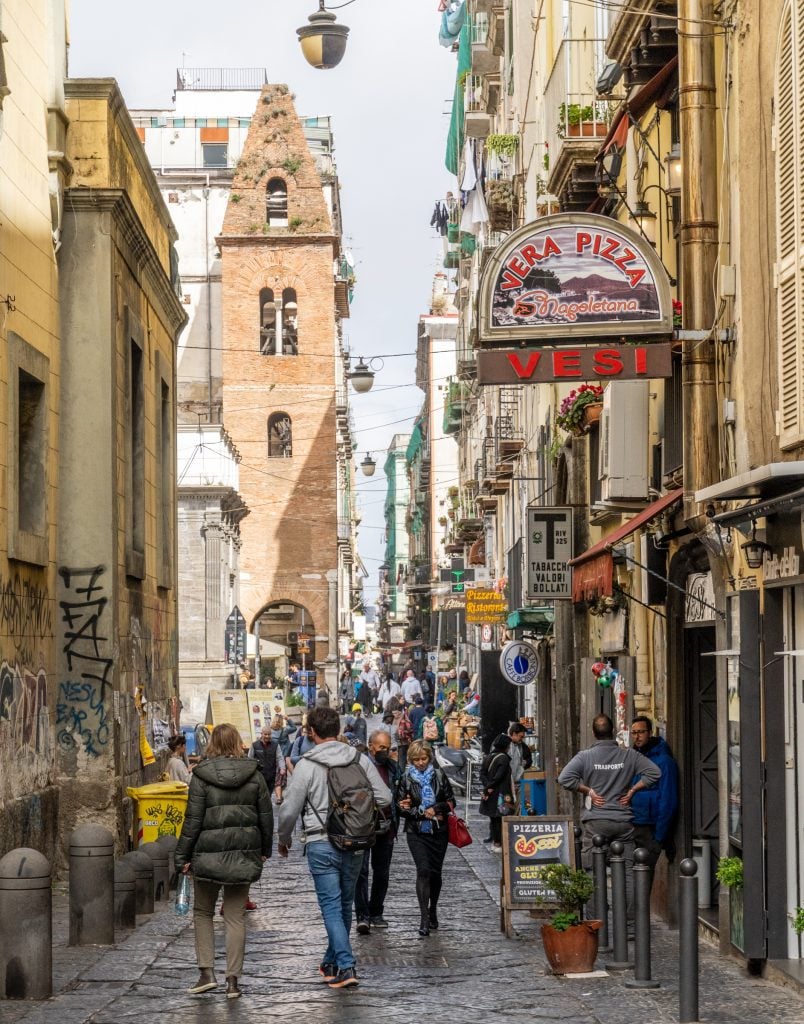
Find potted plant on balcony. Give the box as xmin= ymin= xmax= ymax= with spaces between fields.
xmin=486 ymin=178 xmax=519 ymax=231
xmin=556 ymin=384 xmax=604 ymax=437
xmin=485 ymin=133 xmax=519 ymax=160
xmin=537 ymin=864 xmax=601 ymax=974
xmin=557 ymin=103 xmax=609 ymax=140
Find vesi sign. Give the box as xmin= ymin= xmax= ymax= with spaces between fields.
xmin=477 ymin=344 xmax=672 ymax=385
xmin=527 ymin=507 xmax=573 ymax=600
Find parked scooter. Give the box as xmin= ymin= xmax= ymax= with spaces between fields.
xmin=433 ymin=742 xmax=482 ymax=796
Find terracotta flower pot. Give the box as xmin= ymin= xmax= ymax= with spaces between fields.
xmin=541 ymin=920 xmax=602 ymax=974
xmin=581 ymin=402 xmax=603 ymax=429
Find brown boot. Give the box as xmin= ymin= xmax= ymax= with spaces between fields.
xmin=187 ymin=968 xmax=217 ymax=994
xmin=226 ymin=976 xmax=241 ymax=999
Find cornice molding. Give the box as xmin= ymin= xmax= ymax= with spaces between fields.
xmin=64 ymin=188 xmax=187 ymax=335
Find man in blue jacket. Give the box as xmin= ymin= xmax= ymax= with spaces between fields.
xmin=628 ymin=715 xmax=679 ymax=882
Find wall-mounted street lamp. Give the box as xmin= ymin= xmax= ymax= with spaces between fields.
xmin=664 ymin=142 xmax=682 ymax=197
xmin=630 ymin=200 xmax=657 ymax=246
xmin=741 ymin=521 xmax=770 ymax=570
xmin=360 ymin=453 xmax=377 ymax=477
xmin=297 ymin=1 xmax=350 ymax=69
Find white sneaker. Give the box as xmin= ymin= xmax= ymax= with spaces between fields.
xmin=491 ymin=843 xmax=502 ymax=853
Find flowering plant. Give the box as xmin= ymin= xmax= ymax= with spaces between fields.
xmin=556 ymin=384 xmax=604 ymax=432
xmin=672 ymin=299 xmax=682 ymax=328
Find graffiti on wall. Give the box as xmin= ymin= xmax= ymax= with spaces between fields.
xmin=0 ymin=661 xmax=49 ymax=756
xmin=0 ymin=573 xmax=52 ymax=665
xmin=57 ymin=566 xmax=113 ymax=757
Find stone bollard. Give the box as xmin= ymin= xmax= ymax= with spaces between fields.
xmin=138 ymin=842 xmax=169 ymax=902
xmin=155 ymin=835 xmax=179 ymax=893
xmin=607 ymin=840 xmax=632 ymax=970
xmin=69 ymin=824 xmax=115 ymax=946
xmin=121 ymin=851 xmax=155 ymax=916
xmin=679 ymin=858 xmax=699 ymax=1023
xmin=114 ymin=861 xmax=137 ymax=930
xmin=0 ymin=848 xmax=52 ymax=999
xmin=591 ymin=834 xmax=611 ymax=952
xmin=625 ymin=847 xmax=660 ymax=989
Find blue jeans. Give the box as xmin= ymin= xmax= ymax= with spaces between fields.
xmin=306 ymin=840 xmax=365 ymax=969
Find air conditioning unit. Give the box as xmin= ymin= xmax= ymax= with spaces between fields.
xmin=599 ymin=381 xmax=650 ymax=501
xmin=287 ymin=631 xmax=299 ymax=645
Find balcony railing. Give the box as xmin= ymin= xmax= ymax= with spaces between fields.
xmin=464 ymin=76 xmax=491 ymax=140
xmin=543 ymin=38 xmax=619 ymax=192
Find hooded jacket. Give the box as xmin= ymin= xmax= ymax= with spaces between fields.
xmin=558 ymin=739 xmax=661 ymax=825
xmin=175 ymin=756 xmax=273 ymax=884
xmin=277 ymin=740 xmax=392 ymax=846
xmin=629 ymin=736 xmax=679 ymax=843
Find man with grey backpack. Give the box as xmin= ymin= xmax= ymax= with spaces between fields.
xmin=278 ymin=706 xmax=391 ymax=989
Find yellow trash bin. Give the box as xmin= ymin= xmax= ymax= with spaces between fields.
xmin=126 ymin=782 xmax=189 ymax=846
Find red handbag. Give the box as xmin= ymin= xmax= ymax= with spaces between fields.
xmin=447 ymin=813 xmax=472 ymax=848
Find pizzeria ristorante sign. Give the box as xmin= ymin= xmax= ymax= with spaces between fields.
xmin=478 ymin=213 xmax=674 ymax=345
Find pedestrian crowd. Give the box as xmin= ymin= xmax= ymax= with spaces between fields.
xmin=167 ymin=655 xmax=677 ymax=999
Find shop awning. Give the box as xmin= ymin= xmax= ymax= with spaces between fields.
xmin=568 ymin=490 xmax=682 ymax=602
xmin=597 ymin=56 xmax=679 ymax=159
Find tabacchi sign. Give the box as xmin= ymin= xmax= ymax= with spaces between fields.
xmin=478 ymin=213 xmax=674 ymax=345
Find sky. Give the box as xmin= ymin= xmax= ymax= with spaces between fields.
xmin=67 ymin=0 xmax=457 ymax=603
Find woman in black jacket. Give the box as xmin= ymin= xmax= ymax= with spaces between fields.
xmin=397 ymin=739 xmax=455 ymax=936
xmin=175 ymin=723 xmax=273 ymax=999
xmin=479 ymin=734 xmax=514 ymax=852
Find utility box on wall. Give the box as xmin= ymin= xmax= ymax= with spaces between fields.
xmin=599 ymin=381 xmax=650 ymax=501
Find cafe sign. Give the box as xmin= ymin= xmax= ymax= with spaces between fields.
xmin=478 ymin=213 xmax=674 ymax=345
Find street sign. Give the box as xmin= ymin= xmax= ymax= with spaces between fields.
xmin=526 ymin=507 xmax=573 ymax=600
xmin=499 ymin=639 xmax=541 ymax=687
xmin=440 ymin=567 xmax=475 ymax=593
xmin=224 ymin=606 xmax=247 ymax=665
xmin=477 ymin=343 xmax=673 ymax=385
xmin=466 ymin=589 xmax=508 ymax=624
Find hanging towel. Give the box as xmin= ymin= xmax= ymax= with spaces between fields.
xmin=461 ymin=139 xmax=478 ymax=192
xmin=460 ymin=181 xmax=489 ymax=234
xmin=439 ymin=0 xmax=466 ymax=47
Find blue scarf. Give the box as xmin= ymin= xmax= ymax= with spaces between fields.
xmin=408 ymin=763 xmax=436 ymax=833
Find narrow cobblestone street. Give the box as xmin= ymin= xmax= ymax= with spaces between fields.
xmin=3 ymin=810 xmax=804 ymax=1024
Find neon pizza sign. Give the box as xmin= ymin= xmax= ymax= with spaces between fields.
xmin=478 ymin=213 xmax=674 ymax=344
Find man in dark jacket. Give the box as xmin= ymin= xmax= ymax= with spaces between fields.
xmin=628 ymin=715 xmax=679 ymax=879
xmin=355 ymin=728 xmax=402 ymax=935
xmin=248 ymin=727 xmax=285 ymax=801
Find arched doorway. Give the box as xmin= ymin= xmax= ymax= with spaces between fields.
xmin=253 ymin=600 xmax=317 ymax=681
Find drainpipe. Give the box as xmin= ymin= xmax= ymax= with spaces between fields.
xmin=679 ymin=0 xmax=719 ymax=530
xmin=203 ymin=176 xmax=213 ymax=422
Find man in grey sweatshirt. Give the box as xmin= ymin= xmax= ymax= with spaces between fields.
xmin=278 ymin=706 xmax=391 ymax=989
xmin=558 ymin=713 xmax=661 ymax=922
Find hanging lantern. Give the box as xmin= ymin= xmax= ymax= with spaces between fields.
xmin=297 ymin=2 xmax=350 ymax=70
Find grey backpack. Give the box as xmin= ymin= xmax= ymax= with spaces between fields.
xmin=311 ymin=750 xmax=377 ymax=851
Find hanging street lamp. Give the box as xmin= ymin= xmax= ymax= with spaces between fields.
xmin=348 ymin=357 xmax=375 ymax=393
xmin=360 ymin=453 xmax=376 ymax=477
xmin=297 ymin=1 xmax=350 ymax=70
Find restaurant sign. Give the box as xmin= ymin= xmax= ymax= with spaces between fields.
xmin=477 ymin=343 xmax=672 ymax=385
xmin=478 ymin=213 xmax=674 ymax=345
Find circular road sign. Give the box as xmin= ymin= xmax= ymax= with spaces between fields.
xmin=499 ymin=640 xmax=541 ymax=687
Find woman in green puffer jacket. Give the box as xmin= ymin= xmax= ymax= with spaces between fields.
xmin=175 ymin=723 xmax=273 ymax=1000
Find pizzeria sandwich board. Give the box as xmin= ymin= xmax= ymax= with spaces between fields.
xmin=500 ymin=815 xmax=575 ymax=938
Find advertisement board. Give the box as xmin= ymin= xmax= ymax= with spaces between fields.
xmin=465 ymin=588 xmax=508 ymax=624
xmin=526 ymin=507 xmax=573 ymax=600
xmin=478 ymin=213 xmax=673 ymax=345
xmin=500 ymin=816 xmax=575 ymax=936
xmin=477 ymin=343 xmax=672 ymax=384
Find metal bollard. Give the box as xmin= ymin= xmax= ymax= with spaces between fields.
xmin=114 ymin=861 xmax=137 ymax=930
xmin=592 ymin=834 xmax=611 ymax=952
xmin=0 ymin=848 xmax=52 ymax=999
xmin=155 ymin=834 xmax=179 ymax=893
xmin=607 ymin=840 xmax=632 ymax=970
xmin=69 ymin=824 xmax=115 ymax=946
xmin=574 ymin=826 xmax=583 ymax=874
xmin=138 ymin=842 xmax=169 ymax=901
xmin=625 ymin=847 xmax=660 ymax=988
xmin=679 ymin=858 xmax=699 ymax=1023
xmin=121 ymin=851 xmax=155 ymax=916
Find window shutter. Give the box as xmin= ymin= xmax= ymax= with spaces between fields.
xmin=776 ymin=3 xmax=804 ymax=448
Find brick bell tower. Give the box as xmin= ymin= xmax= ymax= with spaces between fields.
xmin=218 ymin=84 xmax=342 ymax=685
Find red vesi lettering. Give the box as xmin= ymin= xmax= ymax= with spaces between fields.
xmin=634 ymin=348 xmax=647 ymax=374
xmin=552 ymin=350 xmax=582 ymax=377
xmin=593 ymin=349 xmax=624 ymax=376
xmin=506 ymin=352 xmax=541 ymax=379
